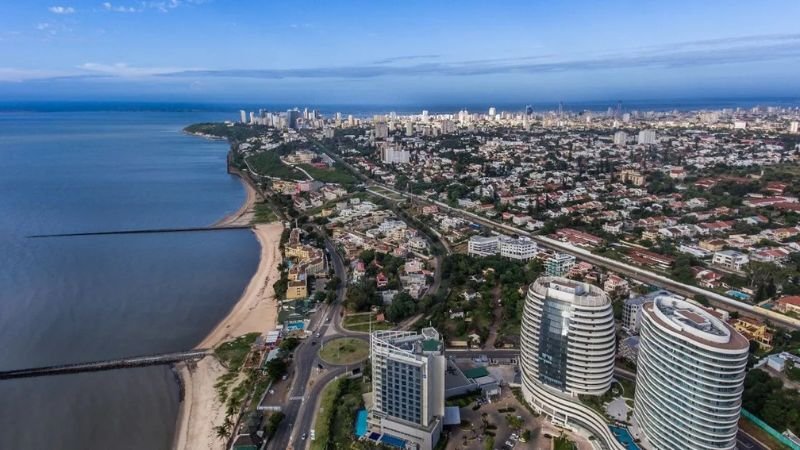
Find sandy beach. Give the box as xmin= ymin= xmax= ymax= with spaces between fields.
xmin=173 ymin=222 xmax=284 ymax=450
xmin=213 ymin=172 xmax=260 ymax=227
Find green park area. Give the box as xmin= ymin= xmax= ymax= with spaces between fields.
xmin=318 ymin=337 xmax=370 ymax=365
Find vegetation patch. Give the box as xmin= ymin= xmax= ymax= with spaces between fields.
xmin=318 ymin=337 xmax=370 ymax=365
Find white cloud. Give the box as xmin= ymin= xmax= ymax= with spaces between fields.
xmin=48 ymin=6 xmax=76 ymax=14
xmin=78 ymin=62 xmax=198 ymax=77
xmin=102 ymin=2 xmax=139 ymax=13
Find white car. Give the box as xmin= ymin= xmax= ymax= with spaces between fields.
xmin=310 ymin=430 xmax=316 ymax=441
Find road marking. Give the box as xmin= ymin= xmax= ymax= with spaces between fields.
xmin=290 ymin=396 xmax=304 ymax=401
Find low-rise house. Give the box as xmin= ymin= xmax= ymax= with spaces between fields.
xmin=712 ymin=250 xmax=750 ymax=271
xmin=776 ymin=295 xmax=800 ymax=315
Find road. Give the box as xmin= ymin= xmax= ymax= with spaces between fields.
xmin=369 ymin=183 xmax=800 ymax=330
xmin=303 ymin=134 xmax=800 ymax=330
xmin=268 ymin=227 xmax=361 ymax=450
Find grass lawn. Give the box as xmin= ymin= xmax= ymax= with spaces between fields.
xmin=345 ymin=321 xmax=394 ymax=333
xmin=299 ymin=163 xmax=358 ymax=184
xmin=246 ymin=152 xmax=305 ymax=180
xmin=311 ymin=378 xmax=343 ymax=450
xmin=318 ymin=338 xmax=370 ymax=365
xmin=214 ymin=332 xmax=260 ymax=370
xmin=252 ymin=202 xmax=278 ymax=223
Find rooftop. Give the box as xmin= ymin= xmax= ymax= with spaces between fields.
xmin=646 ymin=296 xmax=749 ymax=350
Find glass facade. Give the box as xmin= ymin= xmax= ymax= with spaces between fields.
xmin=537 ymin=299 xmax=570 ymax=390
xmin=380 ymin=359 xmax=423 ymax=424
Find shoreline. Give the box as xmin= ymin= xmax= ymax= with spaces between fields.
xmin=172 ymin=222 xmax=284 ymax=450
xmin=212 ymin=167 xmax=260 ymax=228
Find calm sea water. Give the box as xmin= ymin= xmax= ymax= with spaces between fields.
xmin=0 ymin=110 xmax=260 ymax=449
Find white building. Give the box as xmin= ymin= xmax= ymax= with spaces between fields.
xmin=790 ymin=121 xmax=799 ymax=134
xmin=374 ymin=122 xmax=389 ymax=139
xmin=467 ymin=235 xmax=499 ymax=257
xmin=544 ymin=253 xmax=576 ymax=277
xmin=381 ymin=147 xmax=411 ymax=164
xmin=633 ymin=296 xmax=749 ymax=450
xmin=498 ymin=237 xmax=537 ymax=261
xmin=613 ymin=131 xmax=627 ymax=146
xmin=239 ymin=109 xmax=247 ymax=124
xmin=520 ymin=277 xmax=623 ymax=449
xmin=637 ymin=129 xmax=658 ymax=145
xmin=712 ymin=250 xmax=750 ymax=271
xmin=369 ymin=328 xmax=446 ymax=450
xmin=622 ymin=295 xmax=650 ymax=333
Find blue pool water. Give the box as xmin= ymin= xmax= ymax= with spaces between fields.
xmin=355 ymin=409 xmax=368 ymax=437
xmin=726 ymin=290 xmax=751 ymax=301
xmin=380 ymin=434 xmax=407 ymax=448
xmin=609 ymin=426 xmax=640 ymax=450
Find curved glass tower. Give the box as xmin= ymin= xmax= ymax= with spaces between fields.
xmin=520 ymin=276 xmax=620 ymax=448
xmin=633 ymin=295 xmax=749 ymax=450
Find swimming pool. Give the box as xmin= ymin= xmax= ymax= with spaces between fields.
xmin=379 ymin=434 xmax=407 ymax=448
xmin=355 ymin=409 xmax=368 ymax=437
xmin=609 ymin=425 xmax=640 ymax=450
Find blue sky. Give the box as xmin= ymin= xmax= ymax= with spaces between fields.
xmin=2 ymin=0 xmax=800 ymax=105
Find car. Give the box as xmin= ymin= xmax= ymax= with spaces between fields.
xmin=315 ymin=332 xmax=321 ymax=338
xmin=301 ymin=433 xmax=307 ymax=441
xmin=310 ymin=430 xmax=316 ymax=441
xmin=311 ymin=341 xmax=317 ymax=345
xmin=281 ymin=374 xmax=288 ymax=380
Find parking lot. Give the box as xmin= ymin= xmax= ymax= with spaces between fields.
xmin=444 ymin=388 xmax=595 ymax=450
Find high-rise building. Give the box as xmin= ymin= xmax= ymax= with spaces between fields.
xmin=520 ymin=277 xmax=620 ymax=448
xmin=369 ymin=328 xmax=445 ymax=450
xmin=374 ymin=122 xmax=389 ymax=139
xmin=633 ymin=295 xmax=749 ymax=450
xmin=488 ymin=106 xmax=496 ymax=117
xmin=613 ymin=131 xmax=628 ymax=146
xmin=286 ymin=109 xmax=300 ymax=129
xmin=381 ymin=147 xmax=410 ymax=164
xmin=440 ymin=119 xmax=455 ymax=134
xmin=637 ymin=129 xmax=657 ymax=145
xmin=405 ymin=122 xmax=414 ymax=137
xmin=240 ymin=110 xmax=247 ymax=124
xmin=790 ymin=121 xmax=799 ymax=134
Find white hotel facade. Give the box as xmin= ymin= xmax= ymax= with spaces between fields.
xmin=633 ymin=295 xmax=749 ymax=450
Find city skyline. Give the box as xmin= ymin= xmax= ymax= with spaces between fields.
xmin=3 ymin=1 xmax=800 ymax=103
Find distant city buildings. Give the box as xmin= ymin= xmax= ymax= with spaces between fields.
xmin=381 ymin=147 xmax=411 ymax=164
xmin=637 ymin=129 xmax=658 ymax=145
xmin=369 ymin=328 xmax=445 ymax=450
xmin=613 ymin=131 xmax=628 ymax=146
xmin=633 ymin=295 xmax=749 ymax=450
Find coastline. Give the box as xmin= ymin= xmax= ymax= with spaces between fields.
xmin=172 ymin=222 xmax=284 ymax=450
xmin=212 ymin=168 xmax=260 ymax=228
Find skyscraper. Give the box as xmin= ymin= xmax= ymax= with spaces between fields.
xmin=286 ymin=109 xmax=300 ymax=129
xmin=520 ymin=276 xmax=621 ymax=448
xmin=239 ymin=110 xmax=247 ymax=124
xmin=368 ymin=328 xmax=445 ymax=450
xmin=633 ymin=295 xmax=749 ymax=450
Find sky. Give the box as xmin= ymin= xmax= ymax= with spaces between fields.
xmin=2 ymin=0 xmax=800 ymax=105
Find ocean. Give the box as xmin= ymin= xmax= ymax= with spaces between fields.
xmin=0 ymin=110 xmax=259 ymax=449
